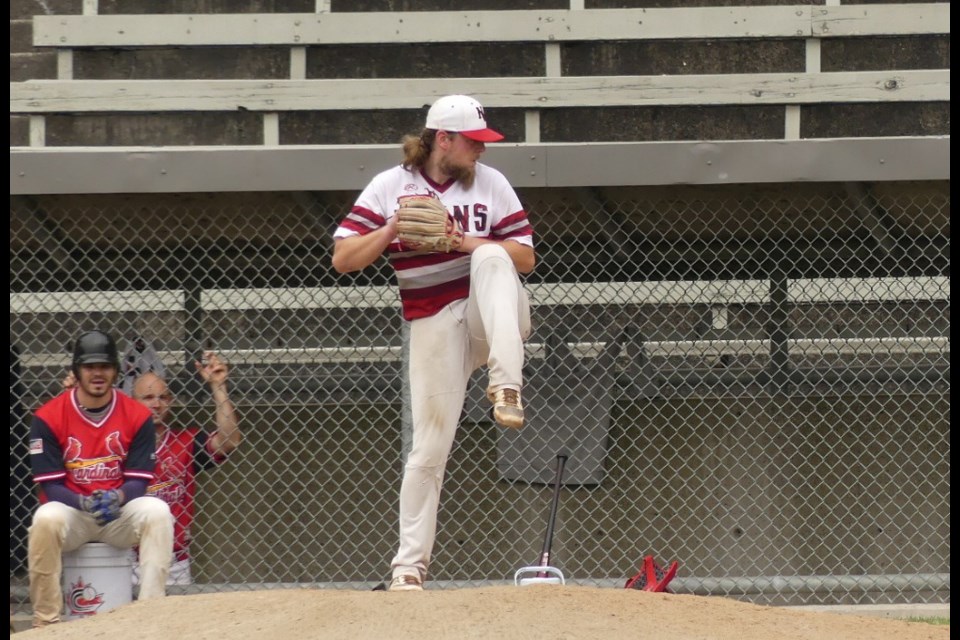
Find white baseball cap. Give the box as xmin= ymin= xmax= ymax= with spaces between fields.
xmin=425 ymin=94 xmax=504 ymax=142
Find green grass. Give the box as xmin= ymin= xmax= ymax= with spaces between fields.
xmin=904 ymin=616 xmax=950 ymax=626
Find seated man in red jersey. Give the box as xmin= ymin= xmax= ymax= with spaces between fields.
xmin=130 ymin=352 xmax=241 ymax=585
xmin=28 ymin=330 xmax=173 ymax=628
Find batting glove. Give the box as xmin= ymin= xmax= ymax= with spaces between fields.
xmin=93 ymin=489 xmax=124 ymax=525
xmin=79 ymin=493 xmax=100 ymax=518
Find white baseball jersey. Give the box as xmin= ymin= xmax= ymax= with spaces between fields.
xmin=334 ymin=163 xmax=534 ymax=320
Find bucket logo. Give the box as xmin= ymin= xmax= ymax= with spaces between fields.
xmin=66 ymin=576 xmax=105 ymax=616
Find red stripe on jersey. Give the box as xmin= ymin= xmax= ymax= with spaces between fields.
xmin=339 ymin=206 xmax=386 ymax=235
xmin=350 ymin=206 xmax=385 ymax=226
xmin=338 ymin=220 xmax=370 ymax=235
xmin=492 ymin=210 xmax=528 ymax=231
xmin=388 ymin=251 xmax=470 ymax=318
xmin=497 ymin=228 xmax=534 ymax=241
xmin=389 ymin=250 xmax=466 ymax=270
xmin=492 ymin=211 xmax=534 ymax=240
xmin=399 ymin=276 xmax=470 ymax=320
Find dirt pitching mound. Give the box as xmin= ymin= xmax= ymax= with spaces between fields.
xmin=16 ymin=585 xmax=949 ymax=640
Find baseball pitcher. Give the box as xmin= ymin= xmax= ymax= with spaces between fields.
xmin=332 ymin=94 xmax=535 ymax=591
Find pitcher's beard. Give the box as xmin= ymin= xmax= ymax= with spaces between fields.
xmin=440 ymin=160 xmax=476 ymax=189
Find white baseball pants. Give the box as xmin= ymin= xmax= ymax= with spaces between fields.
xmin=133 ymin=556 xmax=192 ymax=586
xmin=391 ymin=243 xmax=531 ymax=582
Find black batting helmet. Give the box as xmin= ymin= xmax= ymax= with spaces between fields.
xmin=71 ymin=330 xmax=120 ymax=375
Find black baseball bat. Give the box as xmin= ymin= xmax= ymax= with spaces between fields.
xmin=536 ymin=454 xmax=568 ymax=578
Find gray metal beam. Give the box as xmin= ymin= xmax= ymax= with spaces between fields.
xmin=9 ymin=137 xmax=949 ymax=195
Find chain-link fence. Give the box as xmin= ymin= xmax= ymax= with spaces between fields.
xmin=9 ymin=180 xmax=949 ymax=607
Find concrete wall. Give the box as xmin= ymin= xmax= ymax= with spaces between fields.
xmin=186 ymin=393 xmax=949 ymax=605
xmin=9 ymin=1 xmax=951 ymax=145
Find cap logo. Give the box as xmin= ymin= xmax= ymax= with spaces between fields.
xmin=424 ymin=95 xmax=504 ymax=142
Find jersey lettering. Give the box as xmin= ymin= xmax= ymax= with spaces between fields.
xmin=70 ymin=460 xmax=124 ymax=484
xmin=63 ymin=431 xmax=125 ymax=484
xmin=452 ymin=205 xmax=468 ymax=231
xmin=452 ymin=204 xmax=489 ymax=233
xmin=474 ymin=203 xmax=488 ymax=231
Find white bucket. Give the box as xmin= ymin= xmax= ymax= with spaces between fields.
xmin=61 ymin=543 xmax=133 ymax=621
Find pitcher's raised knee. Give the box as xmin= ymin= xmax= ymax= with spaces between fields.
xmin=471 ymin=243 xmax=512 ymax=266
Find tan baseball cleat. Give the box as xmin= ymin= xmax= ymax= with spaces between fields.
xmin=489 ymin=388 xmax=524 ymax=429
xmin=388 ymin=574 xmax=423 ymax=592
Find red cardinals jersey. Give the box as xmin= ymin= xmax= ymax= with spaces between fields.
xmin=334 ymin=163 xmax=534 ymax=320
xmin=30 ymin=389 xmax=156 ymax=499
xmin=148 ymin=427 xmax=225 ymax=556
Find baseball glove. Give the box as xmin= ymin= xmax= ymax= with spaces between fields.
xmin=396 ymin=195 xmax=464 ymax=253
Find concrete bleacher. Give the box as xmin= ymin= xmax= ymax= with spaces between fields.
xmin=10 ymin=3 xmax=950 ymax=147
